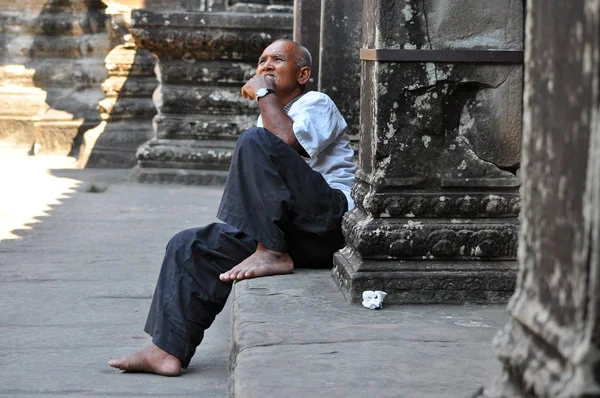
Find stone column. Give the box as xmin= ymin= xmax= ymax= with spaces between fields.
xmin=129 ymin=2 xmax=293 ymax=184
xmin=477 ymin=1 xmax=600 ymax=396
xmin=332 ymin=0 xmax=524 ymax=304
xmin=318 ymin=0 xmax=362 ymax=142
xmin=77 ymin=1 xmax=158 ymax=168
xmin=0 ymin=0 xmax=47 ymax=145
xmin=0 ymin=0 xmax=109 ymax=152
xmin=292 ymin=0 xmax=320 ymax=92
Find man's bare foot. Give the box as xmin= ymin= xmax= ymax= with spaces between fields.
xmin=220 ymin=243 xmax=294 ymax=281
xmin=108 ymin=344 xmax=181 ymax=377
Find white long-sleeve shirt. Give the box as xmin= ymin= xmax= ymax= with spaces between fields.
xmin=257 ymin=91 xmax=357 ymax=210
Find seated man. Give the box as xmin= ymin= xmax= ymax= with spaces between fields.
xmin=108 ymin=39 xmax=356 ymax=376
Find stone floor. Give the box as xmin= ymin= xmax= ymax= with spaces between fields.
xmin=0 ymin=146 xmax=230 ymax=397
xmin=231 ymin=271 xmax=507 ymax=398
xmin=0 ymin=146 xmax=508 ymax=397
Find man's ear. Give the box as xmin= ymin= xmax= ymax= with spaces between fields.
xmin=297 ymin=66 xmax=311 ymax=86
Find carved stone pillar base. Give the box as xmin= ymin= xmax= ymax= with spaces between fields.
xmin=0 ymin=118 xmax=36 ymax=145
xmin=0 ymin=1 xmax=108 ymax=150
xmin=78 ymin=1 xmax=158 ymax=168
xmin=333 ymin=0 xmax=523 ymax=304
xmin=132 ymin=167 xmax=229 ymax=185
xmin=0 ymin=67 xmax=47 ymax=145
xmin=133 ymin=139 xmax=233 ymax=184
xmin=78 ymin=0 xmax=165 ymax=168
xmin=334 ymin=247 xmax=517 ymax=304
xmin=130 ymin=7 xmax=292 ymax=184
xmin=34 ymin=111 xmax=100 ymax=155
xmin=334 ymin=193 xmax=519 ymax=303
xmin=78 ymin=44 xmax=157 ymax=167
xmin=80 ymin=119 xmax=153 ymax=167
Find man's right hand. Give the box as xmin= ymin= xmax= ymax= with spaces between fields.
xmin=241 ymin=75 xmax=276 ymax=100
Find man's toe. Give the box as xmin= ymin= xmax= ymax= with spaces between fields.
xmin=220 ymin=272 xmax=232 ymax=281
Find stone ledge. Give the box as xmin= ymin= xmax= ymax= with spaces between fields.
xmin=132 ymin=165 xmax=228 ymax=185
xmin=230 ymin=269 xmax=508 ymax=398
xmin=131 ymin=9 xmax=292 ymax=29
xmin=332 ymin=248 xmax=517 ymax=304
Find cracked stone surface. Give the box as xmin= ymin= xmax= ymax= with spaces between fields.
xmin=231 ymin=270 xmax=508 ymax=397
xmin=360 ymin=0 xmax=523 ymax=183
xmin=478 ymin=1 xmax=600 ymax=396
xmin=334 ymin=0 xmax=523 ymax=304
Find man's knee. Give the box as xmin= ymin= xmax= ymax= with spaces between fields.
xmin=167 ymin=228 xmax=196 ymax=248
xmin=236 ymin=127 xmax=274 ymax=151
xmin=166 ymin=224 xmax=220 ymax=251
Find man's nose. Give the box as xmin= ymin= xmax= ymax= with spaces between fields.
xmin=261 ymin=59 xmax=275 ymax=71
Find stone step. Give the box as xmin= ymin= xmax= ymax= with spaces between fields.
xmin=230 ymin=269 xmax=507 ymax=398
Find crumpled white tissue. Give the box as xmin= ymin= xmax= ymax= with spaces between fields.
xmin=362 ymin=290 xmax=387 ymax=310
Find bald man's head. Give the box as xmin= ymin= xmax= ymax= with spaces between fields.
xmin=255 ymin=39 xmax=312 ymax=100
xmin=271 ymin=39 xmax=312 ymax=69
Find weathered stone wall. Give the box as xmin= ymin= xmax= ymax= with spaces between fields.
xmin=479 ymin=1 xmax=600 ymax=396
xmin=318 ymin=0 xmax=362 ymax=143
xmin=77 ymin=0 xmax=161 ymax=168
xmin=332 ymin=0 xmax=523 ymax=304
xmin=0 ymin=0 xmax=109 ymax=154
xmin=0 ymin=1 xmax=47 ymax=144
xmin=292 ymin=0 xmax=320 ymax=92
xmin=129 ymin=1 xmax=293 ymax=184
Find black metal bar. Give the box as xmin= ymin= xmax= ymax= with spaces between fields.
xmin=360 ymin=49 xmax=524 ymax=63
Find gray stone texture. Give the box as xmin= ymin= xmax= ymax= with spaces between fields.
xmin=293 ymin=0 xmax=321 ymax=92
xmin=1 ymin=146 xmax=516 ymax=397
xmin=0 ymin=147 xmax=230 ymax=396
xmin=0 ymin=0 xmax=110 ymax=154
xmin=78 ymin=1 xmax=158 ymax=168
xmin=318 ymin=0 xmax=362 ymax=142
xmin=129 ymin=3 xmax=293 ymax=184
xmin=479 ymin=1 xmax=600 ymax=396
xmin=332 ymin=0 xmax=523 ymax=304
xmin=231 ymin=270 xmax=507 ymax=397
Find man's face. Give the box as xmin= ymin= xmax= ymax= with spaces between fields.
xmin=256 ymin=41 xmax=301 ymax=93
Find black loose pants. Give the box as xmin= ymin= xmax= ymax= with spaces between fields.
xmin=144 ymin=127 xmax=348 ymax=367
